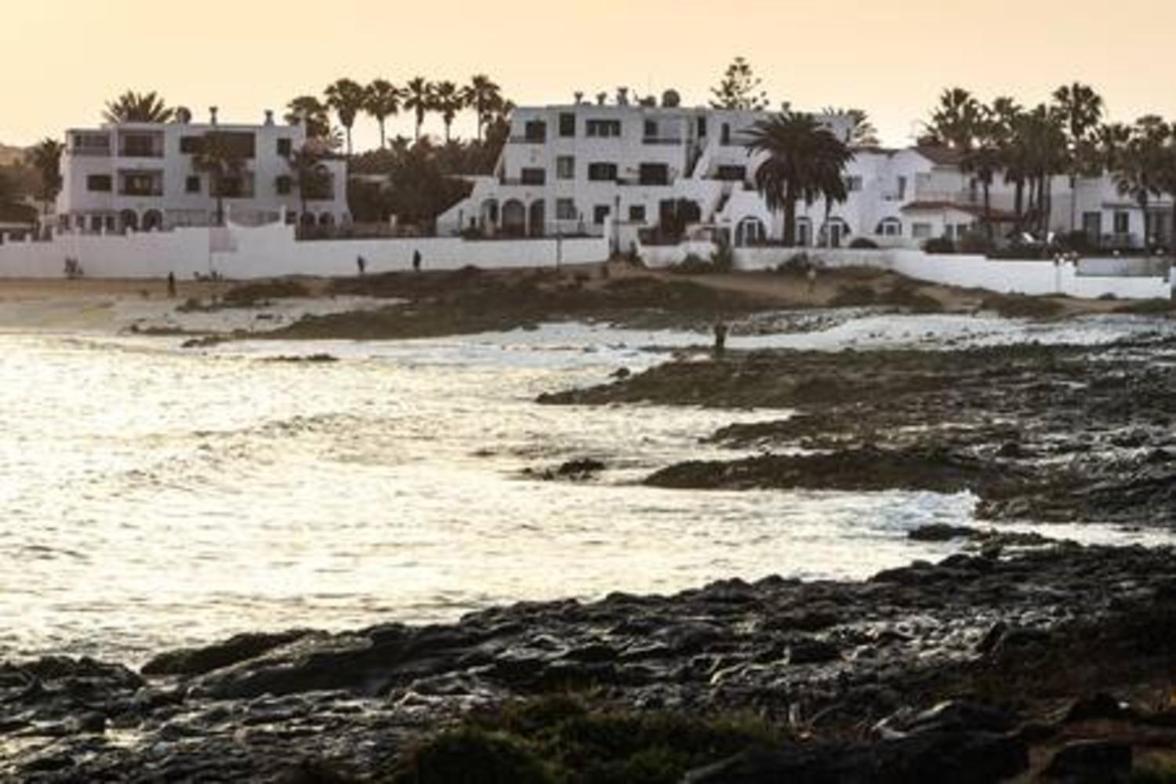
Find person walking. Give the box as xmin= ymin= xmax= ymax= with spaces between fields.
xmin=806 ymin=264 xmax=818 ymax=297
xmin=356 ymin=255 xmax=367 ymax=276
xmin=412 ymin=249 xmax=422 ymax=273
xmin=166 ymin=271 xmax=177 ymax=299
xmin=713 ymin=319 xmax=729 ymax=358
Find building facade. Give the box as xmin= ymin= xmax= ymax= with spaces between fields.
xmin=440 ymin=100 xmax=1173 ymax=253
xmin=57 ymin=111 xmax=350 ymax=234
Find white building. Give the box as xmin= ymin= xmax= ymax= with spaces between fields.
xmin=440 ymin=98 xmax=1172 ymax=253
xmin=57 ymin=110 xmax=350 ymax=234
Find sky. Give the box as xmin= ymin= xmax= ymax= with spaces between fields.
xmin=3 ymin=0 xmax=1175 ymax=150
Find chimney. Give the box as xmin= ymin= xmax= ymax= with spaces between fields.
xmin=596 ymin=92 xmax=607 ymax=106
xmin=209 ymin=106 xmax=219 ymax=126
xmin=574 ymin=91 xmax=584 ymax=105
xmin=264 ymin=110 xmax=274 ymax=126
xmin=616 ymin=87 xmax=629 ymax=106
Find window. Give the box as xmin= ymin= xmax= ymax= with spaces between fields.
xmin=715 ymin=165 xmax=746 ymax=181
xmin=86 ymin=175 xmax=112 ymax=192
xmin=556 ymin=156 xmax=575 ymax=180
xmin=697 ymin=117 xmax=707 ymax=137
xmin=593 ymin=205 xmax=611 ymax=225
xmin=875 ymin=219 xmax=901 ymax=237
xmin=912 ymin=223 xmax=932 ymax=239
xmin=1114 ymin=211 xmax=1130 ymax=234
xmin=721 ymin=123 xmax=731 ymax=145
xmin=586 ymin=119 xmax=622 ymax=138
xmin=845 ymin=176 xmax=863 ymax=192
xmin=587 ymin=162 xmax=618 ymax=181
xmin=896 ymin=176 xmax=907 ymax=199
xmin=277 ymin=138 xmax=292 ymax=157
xmin=628 ymin=205 xmax=646 ymax=222
xmin=639 ymin=163 xmax=669 ymax=186
xmin=186 ymin=176 xmax=201 ymax=194
xmin=275 ymin=175 xmax=292 ymax=195
xmin=556 ymin=198 xmax=577 ymax=220
xmin=643 ymin=119 xmax=658 ymax=139
xmin=180 ymin=136 xmax=203 ymax=155
xmin=521 ymin=168 xmax=546 ymax=185
xmin=524 ymin=120 xmax=547 ymax=142
xmin=120 ymin=133 xmax=161 ymax=157
xmin=559 ymin=113 xmax=576 ymax=137
xmin=120 ymin=172 xmax=162 ymax=196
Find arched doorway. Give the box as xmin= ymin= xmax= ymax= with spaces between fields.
xmin=528 ymin=200 xmax=546 ymax=238
xmin=319 ymin=213 xmax=335 ymax=227
xmin=143 ymin=210 xmax=163 ymax=232
xmin=120 ymin=210 xmax=139 ymax=233
xmin=796 ymin=217 xmax=812 ymax=247
xmin=480 ymin=198 xmax=499 ymax=232
xmin=502 ymin=200 xmax=526 ymax=237
xmin=735 ymin=216 xmax=766 ymax=247
xmin=875 ymin=217 xmax=902 ymax=238
xmin=822 ymin=218 xmax=850 ymax=248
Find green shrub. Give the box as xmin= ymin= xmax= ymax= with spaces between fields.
xmin=710 ymin=242 xmax=736 ymax=272
xmin=957 ymin=230 xmax=995 ymax=255
xmin=922 ymin=236 xmax=956 ymax=254
xmin=670 ymin=254 xmax=715 ymax=275
xmin=776 ymin=253 xmax=811 ymax=274
xmin=848 ymin=237 xmax=879 ymax=250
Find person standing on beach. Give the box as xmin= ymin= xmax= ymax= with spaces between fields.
xmin=713 ymin=319 xmax=729 ymax=358
xmin=166 ymin=272 xmax=177 ymax=299
xmin=412 ymin=249 xmax=422 ymax=273
xmin=356 ymin=255 xmax=367 ymax=276
xmin=807 ymin=264 xmax=818 ymax=297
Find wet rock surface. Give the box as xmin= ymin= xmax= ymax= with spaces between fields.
xmin=541 ymin=336 xmax=1176 ymax=527
xmin=4 ymin=544 xmax=1175 ymax=782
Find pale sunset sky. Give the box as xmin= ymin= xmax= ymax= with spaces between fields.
xmin=2 ymin=0 xmax=1174 ymax=149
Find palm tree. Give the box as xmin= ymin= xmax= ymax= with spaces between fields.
xmin=285 ymin=95 xmax=332 ymax=141
xmin=432 ymin=81 xmax=465 ymax=143
xmin=1156 ymin=133 xmax=1176 ymax=253
xmin=991 ymin=97 xmax=1030 ymax=222
xmin=928 ymin=88 xmax=984 ymax=150
xmin=962 ymin=108 xmax=1005 ymax=240
xmin=461 ymin=74 xmax=503 ymax=142
xmin=192 ymin=131 xmax=248 ymax=226
xmin=324 ymin=78 xmax=367 ymax=156
xmin=1109 ymin=119 xmax=1168 ymax=249
xmin=1052 ymin=83 xmax=1104 ymax=231
xmin=103 ymin=91 xmax=174 ymax=123
xmin=744 ymin=113 xmax=853 ymax=247
xmin=824 ymin=107 xmax=879 ymax=147
xmin=26 ymin=138 xmax=63 ymax=216
xmin=364 ymin=80 xmax=402 ymax=149
xmin=284 ymin=141 xmax=333 ymax=236
xmin=403 ymin=77 xmax=435 ymax=142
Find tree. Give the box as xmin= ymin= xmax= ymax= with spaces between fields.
xmin=961 ymin=108 xmax=1005 ymax=240
xmin=285 ymin=95 xmax=333 ymax=141
xmin=103 ymin=91 xmax=174 ymax=123
xmin=1110 ymin=117 xmax=1169 ymax=248
xmin=991 ymin=97 xmax=1030 ymax=221
xmin=284 ymin=142 xmax=333 ymax=235
xmin=744 ymin=112 xmax=853 ymax=247
xmin=710 ymin=57 xmax=769 ymax=111
xmin=324 ymin=78 xmax=367 ymax=156
xmin=1156 ymin=133 xmax=1176 ymax=253
xmin=364 ymin=80 xmax=402 ymax=149
xmin=26 ymin=138 xmax=63 ymax=215
xmin=927 ymin=88 xmax=984 ymax=149
xmin=433 ymin=81 xmax=466 ymax=143
xmin=825 ymin=107 xmax=880 ymax=147
xmin=403 ymin=77 xmax=436 ymax=142
xmin=462 ymin=74 xmax=503 ymax=142
xmin=1052 ymin=82 xmax=1104 ymax=230
xmin=191 ymin=131 xmax=248 ymax=226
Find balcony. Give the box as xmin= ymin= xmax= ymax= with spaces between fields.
xmin=642 ymin=136 xmax=683 ymax=145
xmin=508 ymin=136 xmax=546 ymax=144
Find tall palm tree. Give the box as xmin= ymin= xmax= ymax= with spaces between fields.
xmin=403 ymin=77 xmax=435 ymax=142
xmin=744 ymin=113 xmax=853 ymax=247
xmin=364 ymin=80 xmax=402 ymax=149
xmin=103 ymin=91 xmax=174 ymax=123
xmin=26 ymin=138 xmax=63 ymax=216
xmin=1109 ymin=119 xmax=1167 ymax=249
xmin=432 ymin=81 xmax=465 ymax=143
xmin=928 ymin=88 xmax=984 ymax=150
xmin=461 ymin=74 xmax=503 ymax=142
xmin=962 ymin=108 xmax=1005 ymax=240
xmin=324 ymin=78 xmax=367 ymax=156
xmin=192 ymin=131 xmax=248 ymax=226
xmin=285 ymin=95 xmax=332 ymax=141
xmin=1156 ymin=132 xmax=1176 ymax=253
xmin=991 ymin=97 xmax=1030 ymax=222
xmin=824 ymin=107 xmax=879 ymax=147
xmin=1052 ymin=82 xmax=1105 ymax=231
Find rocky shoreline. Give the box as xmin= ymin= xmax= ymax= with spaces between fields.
xmin=2 ymin=542 xmax=1175 ymax=782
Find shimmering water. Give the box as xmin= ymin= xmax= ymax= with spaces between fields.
xmin=2 ymin=314 xmax=1173 ymax=663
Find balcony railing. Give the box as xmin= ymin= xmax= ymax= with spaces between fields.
xmin=119 ymin=186 xmax=164 ymax=197
xmin=642 ymin=136 xmax=683 ymax=145
xmin=508 ymin=136 xmax=546 ymax=144
xmin=70 ymin=147 xmax=111 ymax=157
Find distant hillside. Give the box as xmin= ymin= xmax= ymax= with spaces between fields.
xmin=0 ymin=144 xmax=27 ymax=166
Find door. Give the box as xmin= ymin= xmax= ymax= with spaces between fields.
xmin=1082 ymin=212 xmax=1102 ymax=246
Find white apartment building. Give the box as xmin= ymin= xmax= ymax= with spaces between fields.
xmin=57 ymin=110 xmax=350 ymax=234
xmin=440 ymin=98 xmax=1171 ymax=253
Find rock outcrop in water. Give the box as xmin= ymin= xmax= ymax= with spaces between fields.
xmin=3 ymin=543 xmax=1175 ymax=782
xmin=541 ymin=337 xmax=1176 ymax=527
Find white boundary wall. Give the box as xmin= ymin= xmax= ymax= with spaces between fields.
xmin=0 ymin=223 xmax=610 ymax=280
xmin=721 ymin=246 xmax=1173 ymax=301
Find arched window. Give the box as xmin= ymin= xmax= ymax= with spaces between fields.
xmin=875 ymin=217 xmax=902 ymax=237
xmin=734 ymin=216 xmax=767 ymax=247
